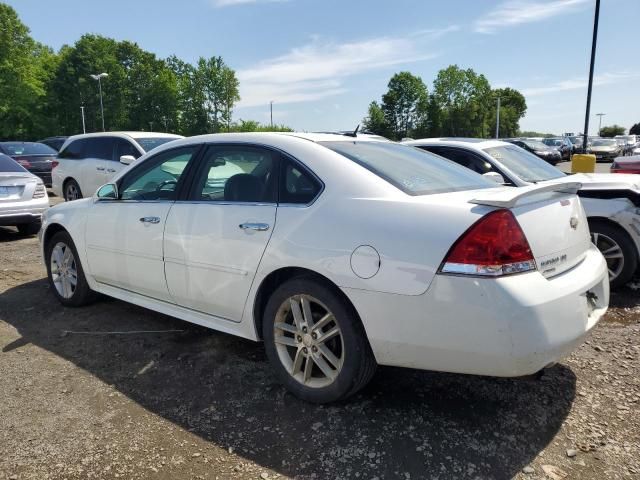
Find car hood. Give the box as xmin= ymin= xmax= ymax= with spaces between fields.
xmin=590 ymin=146 xmax=617 ymax=152
xmin=543 ymin=173 xmax=640 ymax=191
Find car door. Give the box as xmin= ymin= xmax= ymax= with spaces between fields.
xmin=163 ymin=144 xmax=279 ymax=321
xmin=84 ymin=145 xmax=200 ymax=301
xmin=80 ymin=137 xmax=116 ymax=196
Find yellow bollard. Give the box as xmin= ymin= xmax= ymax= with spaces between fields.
xmin=571 ymin=154 xmax=596 ymax=173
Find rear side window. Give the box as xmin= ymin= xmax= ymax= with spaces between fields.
xmin=58 ymin=139 xmax=87 ymax=159
xmin=84 ymin=137 xmax=116 ymax=160
xmin=320 ymin=141 xmax=493 ymax=196
xmin=279 ymin=160 xmax=322 ymax=204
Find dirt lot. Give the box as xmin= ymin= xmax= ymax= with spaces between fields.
xmin=1 ymin=194 xmax=639 ymax=480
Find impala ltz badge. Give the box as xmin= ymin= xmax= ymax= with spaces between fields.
xmin=570 ymin=216 xmax=579 ymax=230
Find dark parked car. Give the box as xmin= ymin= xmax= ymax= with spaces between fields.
xmin=542 ymin=137 xmax=573 ymax=160
xmin=503 ymin=138 xmax=562 ymax=165
xmin=0 ymin=142 xmax=57 ymax=186
xmin=38 ymin=136 xmax=68 ymax=152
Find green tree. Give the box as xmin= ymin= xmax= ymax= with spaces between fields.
xmin=362 ymin=101 xmax=389 ymax=137
xmin=197 ymin=56 xmax=240 ymax=133
xmin=432 ymin=65 xmax=492 ymax=137
xmin=630 ymin=123 xmax=640 ymax=136
xmin=380 ymin=72 xmax=429 ymax=140
xmin=228 ymin=119 xmax=293 ymax=132
xmin=518 ymin=130 xmax=556 ymax=138
xmin=488 ymin=87 xmax=527 ymax=138
xmin=600 ymin=125 xmax=625 ymax=137
xmin=0 ymin=4 xmax=57 ymax=139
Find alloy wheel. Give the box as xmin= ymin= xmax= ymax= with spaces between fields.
xmin=591 ymin=232 xmax=624 ymax=282
xmin=50 ymin=242 xmax=78 ymax=299
xmin=273 ymin=294 xmax=344 ymax=388
xmin=65 ymin=183 xmax=80 ymax=201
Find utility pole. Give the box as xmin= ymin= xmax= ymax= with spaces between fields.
xmin=149 ymin=121 xmax=154 ymax=131
xmin=495 ymin=96 xmax=501 ymax=139
xmin=80 ymin=106 xmax=86 ymax=134
xmin=582 ymin=0 xmax=600 ymax=153
xmin=596 ymin=113 xmax=606 ymax=135
xmin=270 ymin=100 xmax=273 ymax=128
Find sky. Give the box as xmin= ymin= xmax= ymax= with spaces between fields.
xmin=6 ymin=0 xmax=640 ymax=134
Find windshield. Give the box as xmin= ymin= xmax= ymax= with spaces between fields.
xmin=569 ymin=137 xmax=583 ymax=145
xmin=0 ymin=154 xmax=28 ymax=173
xmin=319 ymin=141 xmax=494 ymax=196
xmin=132 ymin=137 xmax=179 ymax=152
xmin=483 ymin=145 xmax=565 ymax=183
xmin=543 ymin=139 xmax=563 ymax=146
xmin=522 ymin=140 xmax=551 ymax=151
xmin=592 ymin=139 xmax=617 ymax=147
xmin=0 ymin=142 xmax=57 ymax=156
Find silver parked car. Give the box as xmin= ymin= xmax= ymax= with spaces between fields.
xmin=0 ymin=153 xmax=49 ymax=235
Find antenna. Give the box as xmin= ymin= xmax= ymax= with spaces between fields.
xmin=344 ymin=124 xmax=360 ymax=137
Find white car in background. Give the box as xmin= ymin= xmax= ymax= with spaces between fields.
xmin=0 ymin=153 xmax=49 ymax=235
xmin=40 ymin=133 xmax=608 ymax=403
xmin=405 ymin=138 xmax=640 ymax=288
xmin=52 ymin=131 xmax=182 ymax=201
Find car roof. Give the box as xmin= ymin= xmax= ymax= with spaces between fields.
xmin=65 ymin=131 xmax=183 ymax=141
xmin=158 ymin=132 xmax=392 ymax=146
xmin=403 ymin=137 xmax=509 ymax=150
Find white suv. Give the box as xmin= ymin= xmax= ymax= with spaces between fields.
xmin=52 ymin=132 xmax=182 ymax=201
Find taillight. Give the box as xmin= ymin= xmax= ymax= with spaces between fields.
xmin=32 ymin=183 xmax=46 ymax=199
xmin=15 ymin=157 xmax=31 ymax=168
xmin=52 ymin=160 xmax=59 ymax=169
xmin=440 ymin=209 xmax=536 ymax=277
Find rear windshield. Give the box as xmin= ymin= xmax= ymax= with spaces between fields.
xmin=0 ymin=154 xmax=28 ymax=173
xmin=483 ymin=145 xmax=565 ymax=183
xmin=522 ymin=140 xmax=551 ymax=150
xmin=319 ymin=141 xmax=493 ymax=195
xmin=132 ymin=137 xmax=179 ymax=152
xmin=1 ymin=142 xmax=57 ymax=155
xmin=592 ymin=139 xmax=617 ymax=147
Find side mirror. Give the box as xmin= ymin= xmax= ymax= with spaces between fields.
xmin=95 ymin=183 xmax=118 ymax=201
xmin=483 ymin=171 xmax=506 ymax=184
xmin=120 ymin=155 xmax=136 ymax=165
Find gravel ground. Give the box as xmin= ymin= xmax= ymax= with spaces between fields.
xmin=0 ymin=193 xmax=638 ymax=480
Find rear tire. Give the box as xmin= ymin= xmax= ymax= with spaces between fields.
xmin=64 ymin=179 xmax=83 ymax=201
xmin=45 ymin=230 xmax=96 ymax=306
xmin=17 ymin=222 xmax=41 ymax=236
xmin=263 ymin=276 xmax=377 ymax=403
xmin=589 ymin=220 xmax=638 ymax=289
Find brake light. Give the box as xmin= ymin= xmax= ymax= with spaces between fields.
xmin=52 ymin=160 xmax=59 ymax=169
xmin=32 ymin=183 xmax=46 ymax=199
xmin=440 ymin=209 xmax=536 ymax=276
xmin=15 ymin=157 xmax=31 ymax=168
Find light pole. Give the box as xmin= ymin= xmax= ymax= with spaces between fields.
xmin=582 ymin=0 xmax=600 ymax=153
xmin=495 ymin=96 xmax=501 ymax=139
xmin=90 ymin=73 xmax=108 ymax=131
xmin=80 ymin=106 xmax=86 ymax=134
xmin=596 ymin=113 xmax=606 ymax=135
xmin=270 ymin=100 xmax=273 ymax=129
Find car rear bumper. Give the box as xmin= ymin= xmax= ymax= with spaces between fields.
xmin=343 ymin=244 xmax=608 ymax=377
xmin=0 ymin=201 xmax=49 ymax=226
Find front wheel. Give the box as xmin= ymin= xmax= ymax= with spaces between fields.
xmin=45 ymin=230 xmax=96 ymax=306
xmin=590 ymin=221 xmax=638 ymax=289
xmin=263 ymin=277 xmax=377 ymax=403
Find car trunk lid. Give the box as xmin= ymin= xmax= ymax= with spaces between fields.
xmin=0 ymin=174 xmax=34 ymax=201
xmin=470 ymin=182 xmax=591 ymax=278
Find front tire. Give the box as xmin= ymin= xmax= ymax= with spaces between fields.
xmin=590 ymin=220 xmax=638 ymax=289
xmin=263 ymin=276 xmax=377 ymax=403
xmin=64 ymin=179 xmax=83 ymax=201
xmin=45 ymin=230 xmax=96 ymax=306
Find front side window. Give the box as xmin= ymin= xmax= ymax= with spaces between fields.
xmin=483 ymin=145 xmax=565 ymax=183
xmin=84 ymin=138 xmax=116 ymax=160
xmin=191 ymin=145 xmax=278 ymax=203
xmin=120 ymin=146 xmax=197 ymax=200
xmin=320 ymin=141 xmax=493 ymax=196
xmin=114 ymin=139 xmax=141 ymax=160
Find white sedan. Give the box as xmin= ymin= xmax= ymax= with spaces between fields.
xmin=39 ymin=133 xmax=609 ymax=403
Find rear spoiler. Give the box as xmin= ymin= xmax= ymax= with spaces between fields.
xmin=470 ymin=182 xmax=583 ymax=208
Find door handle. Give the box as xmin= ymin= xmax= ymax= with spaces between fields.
xmin=106 ymin=168 xmax=116 ymax=173
xmin=96 ymin=167 xmax=105 ymax=171
xmin=139 ymin=216 xmax=161 ymax=224
xmin=239 ymin=222 xmax=270 ymax=231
